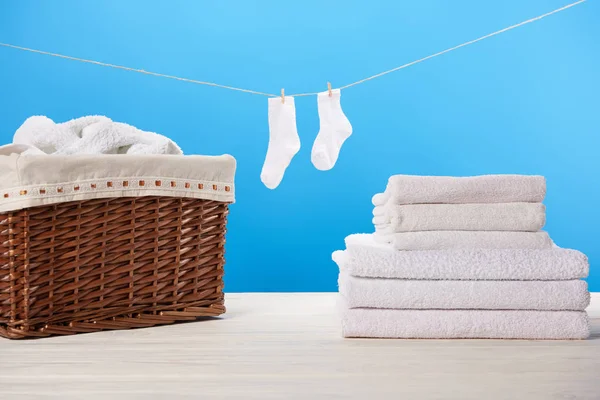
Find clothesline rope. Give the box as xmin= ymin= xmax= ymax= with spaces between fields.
xmin=0 ymin=0 xmax=586 ymax=98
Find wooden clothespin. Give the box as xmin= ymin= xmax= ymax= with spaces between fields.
xmin=327 ymin=82 xmax=332 ymax=97
xmin=281 ymin=88 xmax=285 ymax=104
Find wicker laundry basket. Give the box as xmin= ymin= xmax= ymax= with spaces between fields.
xmin=0 ymin=153 xmax=235 ymax=339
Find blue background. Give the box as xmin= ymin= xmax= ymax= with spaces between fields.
xmin=0 ymin=1 xmax=598 ymax=292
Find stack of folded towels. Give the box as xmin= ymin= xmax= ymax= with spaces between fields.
xmin=333 ymin=175 xmax=590 ymax=339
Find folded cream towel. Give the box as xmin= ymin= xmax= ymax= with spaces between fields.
xmin=13 ymin=115 xmax=182 ymax=155
xmin=334 ymin=252 xmax=589 ymax=310
xmin=339 ymin=304 xmax=590 ymax=339
xmin=372 ymin=174 xmax=546 ymax=206
xmin=344 ymin=234 xmax=588 ymax=280
xmin=372 ymin=202 xmax=545 ymax=232
xmin=374 ymin=230 xmax=552 ymax=250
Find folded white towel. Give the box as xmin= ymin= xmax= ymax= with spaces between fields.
xmin=13 ymin=115 xmax=182 ymax=155
xmin=334 ymin=253 xmax=589 ymax=310
xmin=372 ymin=202 xmax=545 ymax=232
xmin=339 ymin=304 xmax=590 ymax=339
xmin=372 ymin=205 xmax=386 ymax=217
xmin=374 ymin=230 xmax=552 ymax=250
xmin=344 ymin=234 xmax=588 ymax=280
xmin=372 ymin=174 xmax=546 ymax=206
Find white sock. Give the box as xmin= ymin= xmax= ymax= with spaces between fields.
xmin=311 ymin=89 xmax=352 ymax=171
xmin=260 ymin=96 xmax=301 ymax=189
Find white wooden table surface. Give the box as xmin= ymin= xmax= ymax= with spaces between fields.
xmin=0 ymin=293 xmax=598 ymax=400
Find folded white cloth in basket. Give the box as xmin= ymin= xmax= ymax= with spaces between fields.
xmin=334 ymin=251 xmax=589 ymax=310
xmin=339 ymin=302 xmax=590 ymax=339
xmin=372 ymin=174 xmax=546 ymax=206
xmin=343 ymin=234 xmax=588 ymax=280
xmin=0 ymin=147 xmax=236 ymax=212
xmin=12 ymin=115 xmax=182 ymax=155
xmin=372 ymin=202 xmax=546 ymax=232
xmin=373 ymin=230 xmax=552 ymax=250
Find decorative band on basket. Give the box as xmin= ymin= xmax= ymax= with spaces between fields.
xmin=1 ymin=178 xmax=233 ymax=200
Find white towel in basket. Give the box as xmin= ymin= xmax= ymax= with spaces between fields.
xmin=13 ymin=115 xmax=182 ymax=155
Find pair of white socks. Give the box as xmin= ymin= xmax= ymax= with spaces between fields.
xmin=260 ymin=89 xmax=352 ymax=189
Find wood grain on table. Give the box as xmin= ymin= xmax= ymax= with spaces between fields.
xmin=1 ymin=293 xmax=599 ymax=400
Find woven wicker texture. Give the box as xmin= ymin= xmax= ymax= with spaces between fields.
xmin=0 ymin=196 xmax=228 ymax=339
